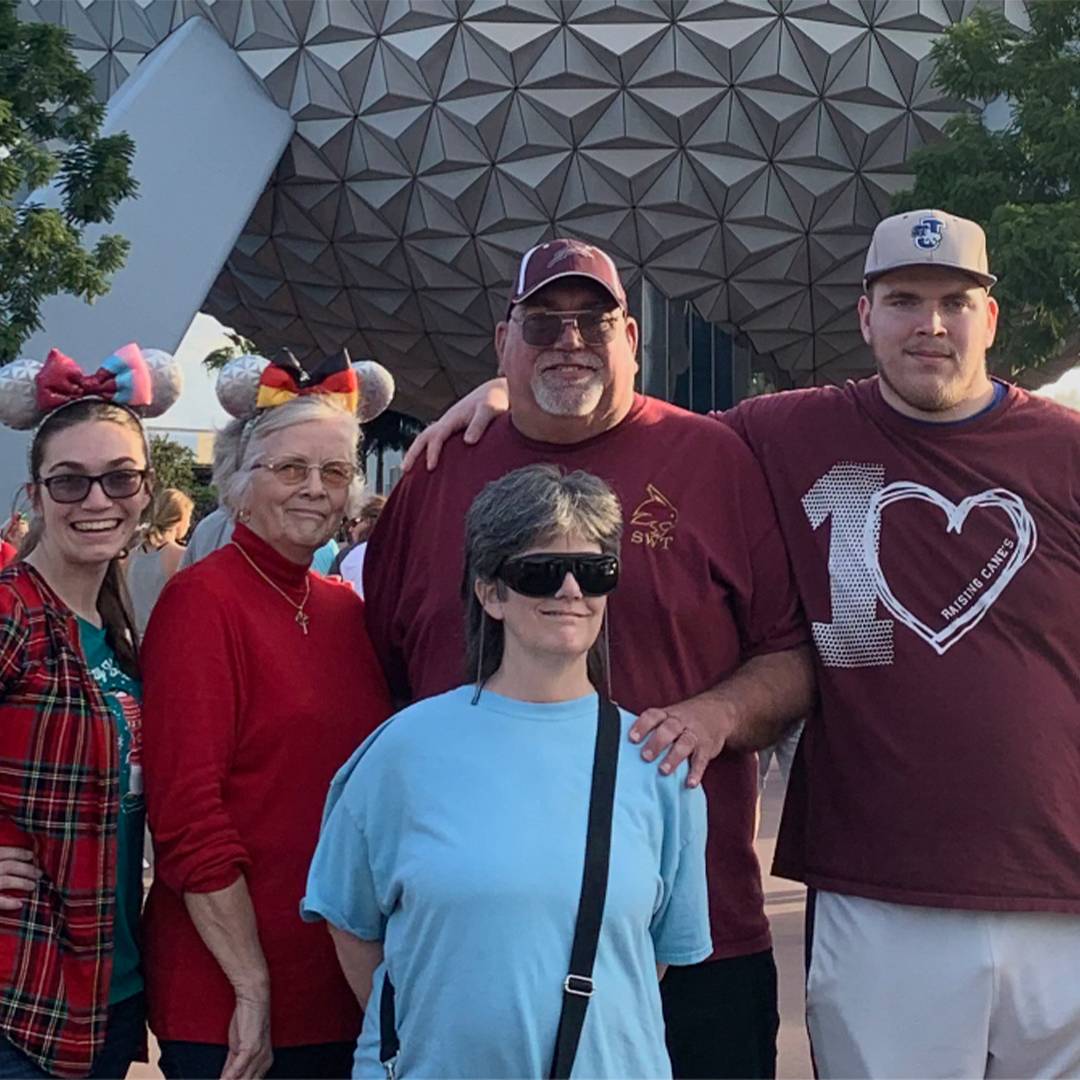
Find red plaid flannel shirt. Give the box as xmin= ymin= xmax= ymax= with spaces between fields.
xmin=0 ymin=563 xmax=118 ymax=1077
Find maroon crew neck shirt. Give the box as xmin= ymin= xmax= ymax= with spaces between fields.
xmin=726 ymin=377 xmax=1080 ymax=912
xmin=364 ymin=393 xmax=808 ymax=961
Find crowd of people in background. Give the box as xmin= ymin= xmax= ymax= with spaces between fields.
xmin=0 ymin=512 xmax=28 ymax=568
xmin=0 ymin=209 xmax=1078 ymax=1080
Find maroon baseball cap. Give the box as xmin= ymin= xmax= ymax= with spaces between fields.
xmin=508 ymin=239 xmax=628 ymax=313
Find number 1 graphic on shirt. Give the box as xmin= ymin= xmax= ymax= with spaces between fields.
xmin=802 ymin=463 xmax=894 ymax=668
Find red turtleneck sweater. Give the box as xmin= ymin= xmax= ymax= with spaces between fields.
xmin=140 ymin=524 xmax=391 ymax=1046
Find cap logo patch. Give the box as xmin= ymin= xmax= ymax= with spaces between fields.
xmin=911 ymin=215 xmax=946 ymax=251
xmin=547 ymin=239 xmax=597 ymax=266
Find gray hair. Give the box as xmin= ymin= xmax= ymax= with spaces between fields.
xmin=463 ymin=464 xmax=622 ymax=688
xmin=217 ymin=396 xmax=365 ymax=518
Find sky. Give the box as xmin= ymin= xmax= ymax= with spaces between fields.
xmin=143 ymin=312 xmax=232 ymax=455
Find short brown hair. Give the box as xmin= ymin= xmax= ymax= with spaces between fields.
xmin=463 ymin=464 xmax=622 ymax=688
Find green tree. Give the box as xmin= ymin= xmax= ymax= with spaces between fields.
xmin=188 ymin=483 xmax=218 ymax=524
xmin=0 ymin=0 xmax=137 ymax=363
xmin=202 ymin=330 xmax=258 ymax=372
xmin=893 ymin=1 xmax=1080 ymax=375
xmin=149 ymin=435 xmax=196 ymax=492
xmin=149 ymin=435 xmax=217 ymax=522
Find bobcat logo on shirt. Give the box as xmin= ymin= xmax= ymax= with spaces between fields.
xmin=630 ymin=485 xmax=678 ymax=551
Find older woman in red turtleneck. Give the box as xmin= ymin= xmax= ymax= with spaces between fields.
xmin=140 ymin=393 xmax=390 ymax=1080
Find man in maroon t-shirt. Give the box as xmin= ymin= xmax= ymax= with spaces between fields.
xmin=722 ymin=213 xmax=1080 ymax=1077
xmin=364 ymin=239 xmax=816 ymax=1079
xmin=404 ymin=213 xmax=1080 ymax=1077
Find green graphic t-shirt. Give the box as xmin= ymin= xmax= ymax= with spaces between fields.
xmin=77 ymin=618 xmax=145 ymax=1005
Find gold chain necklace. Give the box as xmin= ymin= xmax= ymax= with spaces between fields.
xmin=230 ymin=541 xmax=312 ymax=635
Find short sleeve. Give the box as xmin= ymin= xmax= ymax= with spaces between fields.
xmin=716 ymin=413 xmax=808 ymax=659
xmin=650 ymin=783 xmax=712 ymax=966
xmin=715 ymin=402 xmax=745 ymax=439
xmin=738 ymin=478 xmax=807 ymax=657
xmin=301 ymin=796 xmax=384 ymax=941
xmin=363 ymin=471 xmax=422 ymax=703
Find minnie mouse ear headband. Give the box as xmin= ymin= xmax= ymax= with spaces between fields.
xmin=0 ymin=344 xmax=183 ymax=431
xmin=216 ymin=347 xmax=395 ymax=423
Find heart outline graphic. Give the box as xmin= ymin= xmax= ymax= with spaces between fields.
xmin=862 ymin=482 xmax=1038 ymax=656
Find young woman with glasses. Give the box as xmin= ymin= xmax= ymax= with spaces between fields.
xmin=0 ymin=344 xmax=180 ymax=1078
xmin=303 ymin=464 xmax=712 ymax=1078
xmin=139 ymin=357 xmax=392 ymax=1080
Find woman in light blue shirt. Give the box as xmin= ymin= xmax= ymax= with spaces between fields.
xmin=302 ymin=464 xmax=711 ymax=1078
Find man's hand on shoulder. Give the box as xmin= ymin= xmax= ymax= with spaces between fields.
xmin=630 ymin=646 xmax=816 ymax=787
xmin=403 ymin=378 xmax=510 ymax=472
xmin=629 ymin=698 xmax=736 ymax=789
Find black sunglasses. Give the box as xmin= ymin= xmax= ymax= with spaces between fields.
xmin=39 ymin=469 xmax=148 ymax=505
xmin=496 ymin=553 xmax=620 ymax=598
xmin=516 ymin=309 xmax=622 ymax=349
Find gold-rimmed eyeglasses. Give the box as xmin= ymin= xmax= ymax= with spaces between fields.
xmin=252 ymin=458 xmax=356 ymax=489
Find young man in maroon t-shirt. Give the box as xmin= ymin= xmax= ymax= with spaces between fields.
xmin=364 ymin=239 xmax=816 ymax=1080
xmin=405 ymin=213 xmax=1080 ymax=1077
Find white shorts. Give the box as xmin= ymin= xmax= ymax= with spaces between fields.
xmin=806 ymin=890 xmax=1080 ymax=1078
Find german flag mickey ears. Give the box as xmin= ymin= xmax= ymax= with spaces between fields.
xmin=255 ymin=350 xmax=359 ymax=413
xmin=216 ymin=348 xmax=394 ymax=424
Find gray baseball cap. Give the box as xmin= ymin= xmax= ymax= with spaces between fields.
xmin=863 ymin=209 xmax=997 ymax=290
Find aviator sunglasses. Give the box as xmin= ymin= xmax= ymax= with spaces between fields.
xmin=496 ymin=553 xmax=620 ymax=598
xmin=516 ymin=309 xmax=622 ymax=349
xmin=39 ymin=469 xmax=148 ymax=504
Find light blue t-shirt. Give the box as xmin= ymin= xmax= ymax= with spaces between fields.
xmin=302 ymin=686 xmax=711 ymax=1079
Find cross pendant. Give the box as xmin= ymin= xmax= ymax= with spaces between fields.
xmin=296 ymin=610 xmax=310 ymax=635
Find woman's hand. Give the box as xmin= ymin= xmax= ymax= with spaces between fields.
xmin=0 ymin=847 xmax=40 ymax=910
xmin=183 ymin=880 xmax=274 ymax=1079
xmin=221 ymin=986 xmax=273 ymax=1080
xmin=401 ymin=378 xmax=510 ymax=472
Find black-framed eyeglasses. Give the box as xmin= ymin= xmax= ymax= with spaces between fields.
xmin=496 ymin=553 xmax=620 ymax=598
xmin=38 ymin=469 xmax=148 ymax=505
xmin=515 ymin=308 xmax=623 ymax=349
xmin=252 ymin=458 xmax=356 ymax=489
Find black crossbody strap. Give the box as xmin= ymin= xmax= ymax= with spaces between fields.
xmin=378 ymin=696 xmax=621 ymax=1080
xmin=379 ymin=971 xmax=399 ymax=1078
xmin=549 ymin=695 xmax=621 ymax=1080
